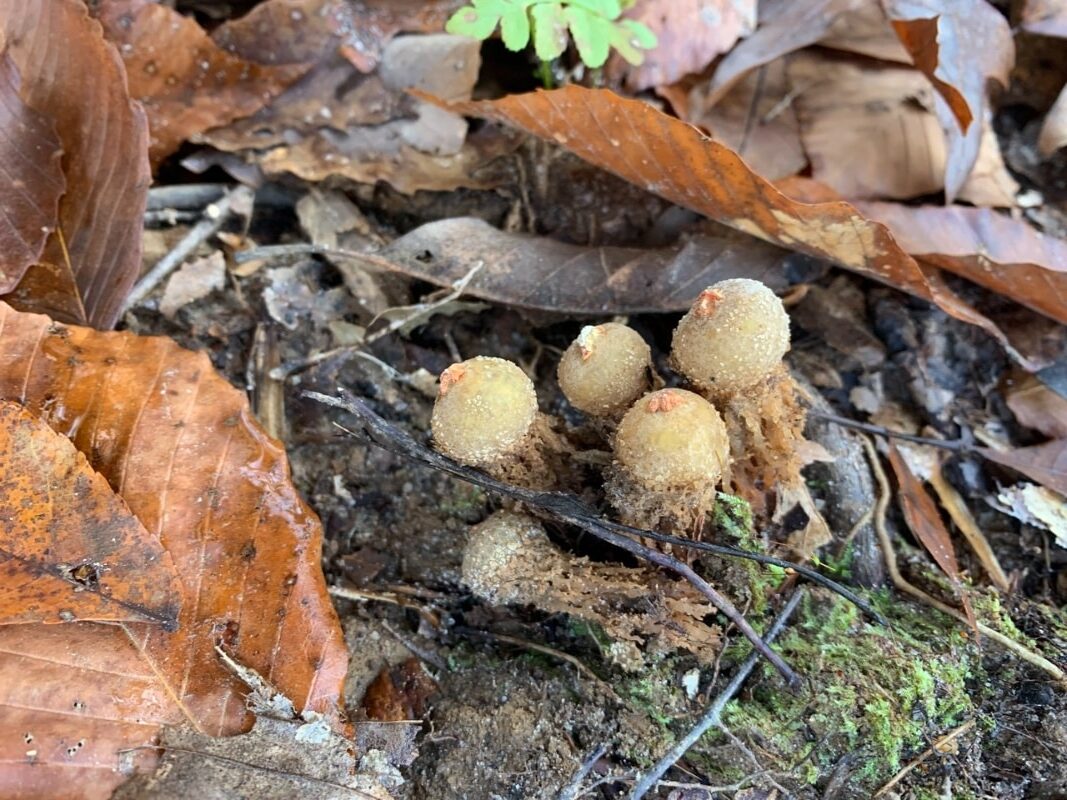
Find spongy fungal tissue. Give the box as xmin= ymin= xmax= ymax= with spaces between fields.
xmin=431 ymin=279 xmax=821 ymax=662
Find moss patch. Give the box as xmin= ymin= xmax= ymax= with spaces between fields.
xmin=699 ymin=590 xmax=979 ymax=791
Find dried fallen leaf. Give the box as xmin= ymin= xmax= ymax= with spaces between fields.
xmin=1039 ymin=83 xmax=1067 ymax=156
xmin=705 ymin=0 xmax=910 ymax=104
xmin=0 ymin=623 xmax=182 ymax=799
xmin=199 ymin=32 xmax=513 ymax=194
xmin=682 ymin=59 xmax=807 ymax=181
xmin=788 ymin=51 xmax=946 ymax=200
xmin=606 ymin=0 xmax=756 ymax=91
xmin=0 ymin=52 xmax=64 ymax=290
xmin=375 ymin=216 xmax=794 ymax=314
xmin=96 ymin=1 xmax=309 ymax=168
xmin=855 ymin=202 xmax=1067 ymax=325
xmin=883 ymin=0 xmax=1014 ymax=200
xmin=363 ymin=658 xmax=437 ymax=722
xmin=887 ymin=445 xmax=976 ymax=630
xmin=0 ymin=401 xmax=181 ymax=627
xmin=0 ymin=0 xmax=150 ymax=329
xmin=1021 ymin=0 xmax=1067 ymax=38
xmin=1006 ymin=372 xmax=1067 ymax=439
xmin=442 ymin=86 xmax=1025 ymax=353
xmin=980 ymin=440 xmax=1067 ymax=496
xmin=0 ymin=301 xmax=348 ymax=794
xmin=996 ymin=483 xmax=1067 ymax=548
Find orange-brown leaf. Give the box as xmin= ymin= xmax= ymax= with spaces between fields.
xmin=443 ymin=86 xmax=1019 ymax=345
xmin=0 ymin=302 xmax=348 ymax=746
xmin=856 ymin=202 xmax=1067 ymax=326
xmin=95 ymin=1 xmax=309 ymax=168
xmin=0 ymin=51 xmax=64 ymax=290
xmin=0 ymin=0 xmax=150 ymax=329
xmin=0 ymin=623 xmax=182 ymax=800
xmin=887 ymin=445 xmax=976 ymax=631
xmin=0 ymin=401 xmax=181 ymax=627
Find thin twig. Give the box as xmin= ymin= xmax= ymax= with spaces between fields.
xmin=811 ymin=411 xmax=967 ymax=452
xmin=628 ymin=589 xmax=805 ymax=800
xmin=558 ymin=744 xmax=609 ymax=800
xmin=873 ymin=718 xmax=976 ymax=798
xmin=308 ymin=390 xmax=805 ymax=685
xmin=124 ymin=185 xmax=255 ymax=312
xmin=862 ymin=437 xmax=1066 ymax=684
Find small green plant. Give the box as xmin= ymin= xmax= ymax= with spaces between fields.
xmin=445 ymin=0 xmax=657 ymax=70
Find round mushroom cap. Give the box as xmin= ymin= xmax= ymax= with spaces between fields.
xmin=614 ymin=388 xmax=729 ymax=491
xmin=462 ymin=511 xmax=546 ymax=603
xmin=431 ymin=357 xmax=538 ymax=466
xmin=558 ymin=323 xmax=652 ymax=416
xmin=671 ymin=278 xmax=790 ymax=394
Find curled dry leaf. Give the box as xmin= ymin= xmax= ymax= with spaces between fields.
xmin=883 ymin=0 xmax=1014 ymax=200
xmin=95 ymin=0 xmax=309 ymax=168
xmin=1006 ymin=373 xmax=1067 ymax=439
xmin=0 ymin=0 xmax=150 ymax=330
xmin=0 ymin=302 xmax=347 ymax=795
xmin=375 ymin=216 xmax=792 ymax=314
xmin=606 ymin=0 xmax=756 ymax=91
xmin=0 ymin=52 xmax=64 ymax=290
xmin=0 ymin=401 xmax=181 ymax=627
xmin=442 ymin=86 xmax=1025 ymax=352
xmin=855 ymin=202 xmax=1067 ymax=325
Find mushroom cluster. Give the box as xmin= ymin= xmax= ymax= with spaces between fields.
xmin=428 ymin=278 xmax=822 ymax=659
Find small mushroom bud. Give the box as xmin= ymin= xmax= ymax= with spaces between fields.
xmin=558 ymin=323 xmax=653 ymax=418
xmin=670 ymin=278 xmax=790 ymax=397
xmin=431 ymin=356 xmax=537 ymax=467
xmin=431 ymin=356 xmax=571 ymax=489
xmin=607 ymin=388 xmax=729 ymax=535
xmin=462 ymin=511 xmax=722 ymax=668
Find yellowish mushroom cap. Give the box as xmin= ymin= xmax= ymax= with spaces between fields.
xmin=614 ymin=388 xmax=729 ymax=491
xmin=558 ymin=323 xmax=652 ymax=416
xmin=431 ymin=357 xmax=538 ymax=466
xmin=670 ymin=278 xmax=790 ymax=394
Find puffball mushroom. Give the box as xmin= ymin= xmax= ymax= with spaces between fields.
xmin=558 ymin=323 xmax=653 ymax=418
xmin=462 ymin=511 xmax=722 ymax=668
xmin=430 ymin=356 xmax=569 ymax=489
xmin=607 ymin=388 xmax=729 ymax=535
xmin=670 ymin=278 xmax=790 ymax=397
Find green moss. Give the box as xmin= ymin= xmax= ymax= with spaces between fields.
xmin=704 ymin=590 xmax=978 ymax=790
xmin=710 ymin=492 xmax=785 ymax=614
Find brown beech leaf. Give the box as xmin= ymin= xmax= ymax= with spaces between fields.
xmin=887 ymin=445 xmax=975 ymax=629
xmin=0 ymin=52 xmax=64 ymax=290
xmin=0 ymin=303 xmax=348 ymax=747
xmin=704 ymin=0 xmax=910 ymax=104
xmin=1006 ymin=373 xmax=1067 ymax=439
xmin=0 ymin=623 xmax=183 ymax=800
xmin=883 ymin=0 xmax=1014 ymax=200
xmin=442 ymin=86 xmax=1025 ymax=350
xmin=682 ymin=58 xmax=807 ymax=181
xmin=0 ymin=0 xmax=150 ymax=330
xmin=95 ymin=0 xmax=309 ymax=168
xmin=0 ymin=401 xmax=181 ymax=627
xmin=1039 ymin=83 xmax=1067 ymax=156
xmin=855 ymin=202 xmax=1067 ymax=325
xmin=606 ymin=0 xmax=756 ymax=91
xmin=1021 ymin=0 xmax=1067 ymax=38
xmin=376 ymin=216 xmax=794 ymax=313
xmin=981 ymin=441 xmax=1067 ymax=496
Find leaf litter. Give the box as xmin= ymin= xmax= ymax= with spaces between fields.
xmin=3 ymin=0 xmax=1067 ymax=797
